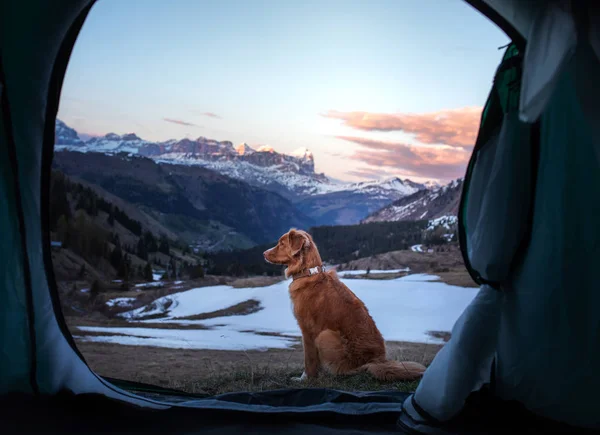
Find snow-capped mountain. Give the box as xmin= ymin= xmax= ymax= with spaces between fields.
xmin=362 ymin=178 xmax=464 ymax=223
xmin=297 ymin=177 xmax=426 ymax=226
xmin=55 ymin=119 xmax=85 ymax=147
xmin=54 ymin=119 xmax=428 ymax=205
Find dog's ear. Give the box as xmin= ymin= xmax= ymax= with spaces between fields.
xmin=288 ymin=230 xmax=310 ymax=256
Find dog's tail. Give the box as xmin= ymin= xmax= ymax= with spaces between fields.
xmin=362 ymin=360 xmax=426 ymax=381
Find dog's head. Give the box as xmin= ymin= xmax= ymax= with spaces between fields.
xmin=263 ymin=229 xmax=320 ymax=277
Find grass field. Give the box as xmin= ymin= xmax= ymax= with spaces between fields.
xmin=74 ymin=339 xmax=442 ymax=395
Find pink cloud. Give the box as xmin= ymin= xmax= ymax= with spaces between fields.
xmin=323 ymin=107 xmax=482 ymax=148
xmin=337 ymin=136 xmax=470 ymax=181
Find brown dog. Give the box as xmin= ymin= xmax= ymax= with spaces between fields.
xmin=263 ymin=229 xmax=426 ymax=382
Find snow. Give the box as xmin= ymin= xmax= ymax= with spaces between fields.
xmin=135 ymin=281 xmax=165 ymax=288
xmin=81 ymin=274 xmax=478 ymax=350
xmin=106 ymin=297 xmax=136 ymax=308
xmin=75 ymin=327 xmax=297 ymax=351
xmin=411 ymin=244 xmax=424 ymax=252
xmin=256 ymin=145 xmax=275 ymax=153
xmin=152 ymin=272 xmax=163 ymax=281
xmin=290 ymin=147 xmax=313 ymax=160
xmin=427 ymin=215 xmax=458 ymax=231
xmin=337 ymin=268 xmax=409 ymax=275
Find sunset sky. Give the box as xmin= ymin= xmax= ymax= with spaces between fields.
xmin=58 ymin=0 xmax=509 ymax=183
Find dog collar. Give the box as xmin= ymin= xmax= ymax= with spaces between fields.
xmin=291 ymin=265 xmax=326 ymax=281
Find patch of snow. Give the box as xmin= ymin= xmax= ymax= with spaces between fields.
xmin=106 ymin=297 xmax=137 ymax=308
xmin=428 ymin=215 xmax=458 ymax=231
xmin=152 ymin=272 xmax=163 ymax=281
xmin=80 ymin=288 xmax=89 ymax=293
xmin=99 ymin=274 xmax=480 ymax=348
xmin=75 ymin=327 xmax=297 ymax=351
xmin=337 ymin=268 xmax=409 ymax=275
xmin=411 ymin=244 xmax=424 ymax=252
xmin=135 ymin=281 xmax=165 ymax=288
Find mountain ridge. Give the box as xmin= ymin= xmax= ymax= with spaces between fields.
xmin=55 ymin=119 xmax=427 ymax=201
xmin=362 ymin=178 xmax=463 ymax=224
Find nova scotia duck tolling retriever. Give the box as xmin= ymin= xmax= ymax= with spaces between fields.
xmin=263 ymin=229 xmax=426 ymax=382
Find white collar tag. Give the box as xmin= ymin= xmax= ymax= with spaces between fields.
xmin=308 ymin=266 xmax=325 ymax=275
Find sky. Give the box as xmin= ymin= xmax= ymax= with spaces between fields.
xmin=58 ymin=0 xmax=509 ymax=184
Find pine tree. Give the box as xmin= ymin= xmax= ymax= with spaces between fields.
xmin=117 ymin=260 xmax=129 ymax=280
xmin=136 ymin=238 xmax=148 ymax=260
xmin=144 ymin=231 xmax=158 ymax=253
xmin=159 ymin=235 xmax=170 ymax=256
xmin=169 ymin=257 xmax=177 ymax=279
xmin=107 ymin=206 xmax=115 ymax=226
xmin=78 ymin=263 xmax=86 ymax=279
xmin=110 ymin=244 xmax=123 ymax=270
xmin=90 ymin=279 xmax=102 ymax=300
xmin=144 ymin=263 xmax=153 ymax=282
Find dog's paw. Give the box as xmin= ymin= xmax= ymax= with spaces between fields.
xmin=291 ymin=372 xmax=308 ymax=382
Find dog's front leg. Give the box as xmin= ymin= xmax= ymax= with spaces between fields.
xmin=292 ymin=335 xmax=319 ymax=382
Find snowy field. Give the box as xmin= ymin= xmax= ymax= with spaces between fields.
xmin=336 ymin=268 xmax=409 ymax=275
xmin=77 ymin=274 xmax=479 ymax=352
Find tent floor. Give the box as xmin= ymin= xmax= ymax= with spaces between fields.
xmin=1 ymin=388 xmax=598 ymax=434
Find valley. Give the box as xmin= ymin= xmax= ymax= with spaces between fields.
xmin=51 ymin=119 xmax=472 ymax=395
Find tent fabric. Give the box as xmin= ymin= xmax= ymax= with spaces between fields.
xmin=494 ymin=39 xmax=600 ymax=427
xmin=464 ymin=50 xmax=533 ymax=285
xmin=402 ymin=8 xmax=600 ymax=432
xmin=2 ymin=0 xmax=600 ymax=433
xmin=518 ymin=0 xmax=578 ymax=123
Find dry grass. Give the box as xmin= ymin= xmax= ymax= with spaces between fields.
xmin=74 ymin=340 xmax=443 ymax=396
xmin=174 ymin=299 xmax=262 ymax=321
xmin=338 ymin=271 xmax=409 ymax=280
xmin=164 ymin=368 xmax=422 ymax=396
xmin=230 ymin=276 xmax=284 ymax=288
xmin=68 ymin=317 xmax=211 ymax=330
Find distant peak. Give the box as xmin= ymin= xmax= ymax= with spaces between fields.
xmin=290 ymin=147 xmax=313 ymax=160
xmin=105 ymin=133 xmax=120 ymax=140
xmin=423 ymin=180 xmax=441 ymax=189
xmin=236 ymin=143 xmax=255 ymax=155
xmin=256 ymin=145 xmax=275 ymax=153
xmin=121 ymin=133 xmax=142 ymax=141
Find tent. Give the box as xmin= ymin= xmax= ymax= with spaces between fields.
xmin=1 ymin=0 xmax=599 ymax=433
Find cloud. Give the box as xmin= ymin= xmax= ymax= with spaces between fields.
xmin=323 ymin=107 xmax=482 ymax=148
xmin=163 ymin=118 xmax=200 ymax=127
xmin=202 ymin=112 xmax=222 ymax=119
xmin=337 ymin=136 xmax=470 ymax=181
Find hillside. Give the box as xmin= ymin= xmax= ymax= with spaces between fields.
xmin=49 ymin=170 xmax=205 ymax=285
xmin=362 ymin=179 xmax=463 ymax=223
xmin=53 ymin=151 xmax=314 ymax=247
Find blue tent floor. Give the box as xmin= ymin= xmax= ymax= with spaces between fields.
xmin=1 ymin=387 xmax=598 ymax=434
